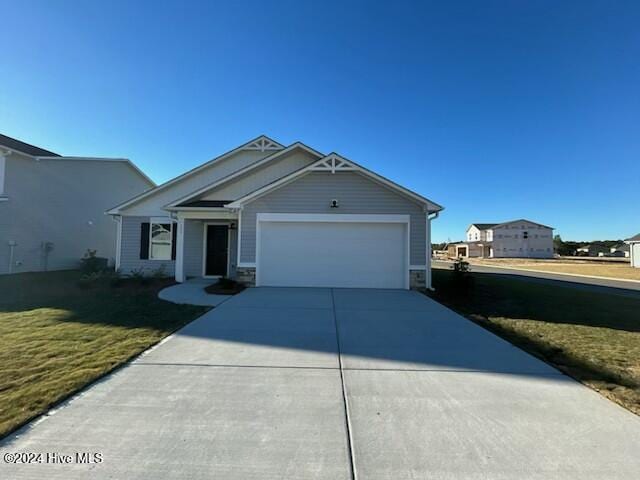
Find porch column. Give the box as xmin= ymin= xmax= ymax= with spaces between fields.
xmin=175 ymin=217 xmax=185 ymax=282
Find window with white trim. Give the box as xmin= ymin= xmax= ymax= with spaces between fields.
xmin=150 ymin=223 xmax=172 ymax=260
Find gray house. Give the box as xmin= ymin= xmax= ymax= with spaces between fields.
xmin=108 ymin=136 xmax=443 ymax=289
xmin=0 ymin=134 xmax=154 ymax=274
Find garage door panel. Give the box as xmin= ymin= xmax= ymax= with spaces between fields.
xmin=258 ymin=221 xmax=407 ymax=289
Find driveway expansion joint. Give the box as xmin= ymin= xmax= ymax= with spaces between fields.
xmin=331 ymin=288 xmax=357 ymax=480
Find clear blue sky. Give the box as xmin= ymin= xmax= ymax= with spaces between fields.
xmin=1 ymin=1 xmax=639 ymax=243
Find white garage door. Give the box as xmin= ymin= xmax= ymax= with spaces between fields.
xmin=257 ymin=215 xmax=409 ymax=289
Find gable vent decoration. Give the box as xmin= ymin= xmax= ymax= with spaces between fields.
xmin=245 ymin=137 xmax=282 ymax=152
xmin=311 ymin=154 xmax=356 ymax=174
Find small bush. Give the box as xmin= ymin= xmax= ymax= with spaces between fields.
xmin=205 ymin=277 xmax=245 ymax=295
xmin=80 ymin=249 xmax=109 ymax=274
xmin=451 ymin=257 xmax=474 ymax=290
xmin=127 ymin=267 xmax=150 ymax=285
xmin=151 ymin=264 xmax=169 ymax=280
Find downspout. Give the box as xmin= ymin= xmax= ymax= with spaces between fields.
xmin=426 ymin=211 xmax=440 ymax=290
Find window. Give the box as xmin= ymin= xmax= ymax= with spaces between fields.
xmin=150 ymin=223 xmax=172 ymax=260
xmin=523 ymin=231 xmax=528 ymax=239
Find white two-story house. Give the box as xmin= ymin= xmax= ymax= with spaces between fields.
xmin=453 ymin=219 xmax=554 ymax=259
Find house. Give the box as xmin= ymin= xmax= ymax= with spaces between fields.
xmin=576 ymin=244 xmax=609 ymax=257
xmin=454 ymin=220 xmax=554 ymax=258
xmin=607 ymin=243 xmax=630 ymax=258
xmin=0 ymin=134 xmax=154 ymax=274
xmin=626 ymin=234 xmax=640 ymax=268
xmin=107 ymin=135 xmax=443 ymax=289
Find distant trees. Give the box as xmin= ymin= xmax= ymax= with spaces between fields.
xmin=432 ymin=242 xmax=448 ymax=251
xmin=554 ymin=235 xmax=623 ymax=256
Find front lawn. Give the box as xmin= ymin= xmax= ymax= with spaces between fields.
xmin=429 ymin=269 xmax=640 ymax=415
xmin=0 ymin=271 xmax=208 ymax=438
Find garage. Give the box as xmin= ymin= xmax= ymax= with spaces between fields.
xmin=256 ymin=214 xmax=409 ymax=289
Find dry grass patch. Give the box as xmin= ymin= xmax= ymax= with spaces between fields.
xmin=472 ymin=259 xmax=640 ymax=281
xmin=0 ymin=271 xmax=208 ymax=438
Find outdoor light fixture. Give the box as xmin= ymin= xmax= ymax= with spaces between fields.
xmin=229 ymin=222 xmax=237 ymax=230
xmin=330 ymin=199 xmax=339 ymax=208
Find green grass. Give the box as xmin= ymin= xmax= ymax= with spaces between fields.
xmin=0 ymin=271 xmax=208 ymax=438
xmin=429 ymin=269 xmax=640 ymax=415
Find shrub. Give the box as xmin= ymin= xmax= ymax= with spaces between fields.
xmin=451 ymin=257 xmax=474 ymax=290
xmin=218 ymin=276 xmax=237 ymax=289
xmin=205 ymin=276 xmax=245 ymax=295
xmin=128 ymin=267 xmax=150 ymax=285
xmin=150 ymin=264 xmax=169 ymax=280
xmin=80 ymin=249 xmax=109 ymax=274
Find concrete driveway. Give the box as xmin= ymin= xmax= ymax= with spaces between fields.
xmin=2 ymin=288 xmax=639 ymax=479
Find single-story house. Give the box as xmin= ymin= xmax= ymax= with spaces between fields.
xmin=606 ymin=244 xmax=630 ymax=258
xmin=576 ymin=244 xmax=609 ymax=257
xmin=626 ymin=234 xmax=640 ymax=268
xmin=0 ymin=133 xmax=154 ymax=274
xmin=107 ymin=136 xmax=444 ymax=289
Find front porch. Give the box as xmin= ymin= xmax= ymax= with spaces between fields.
xmin=174 ymin=211 xmax=239 ymax=283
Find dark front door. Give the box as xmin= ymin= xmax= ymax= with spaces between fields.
xmin=205 ymin=225 xmax=229 ymax=276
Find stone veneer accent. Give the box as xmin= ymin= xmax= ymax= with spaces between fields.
xmin=409 ymin=269 xmax=426 ymax=290
xmin=236 ymin=267 xmax=425 ymax=289
xmin=236 ymin=267 xmax=256 ymax=287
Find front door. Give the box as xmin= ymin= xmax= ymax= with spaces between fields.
xmin=205 ymin=225 xmax=229 ymax=276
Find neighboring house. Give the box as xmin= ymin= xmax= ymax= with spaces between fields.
xmin=626 ymin=234 xmax=640 ymax=268
xmin=107 ymin=135 xmax=443 ymax=289
xmin=0 ymin=134 xmax=154 ymax=275
xmin=454 ymin=220 xmax=554 ymax=258
xmin=606 ymin=244 xmax=630 ymax=258
xmin=576 ymin=244 xmax=609 ymax=257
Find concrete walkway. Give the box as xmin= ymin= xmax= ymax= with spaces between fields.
xmin=2 ymin=288 xmax=639 ymax=479
xmin=157 ymin=278 xmax=231 ymax=306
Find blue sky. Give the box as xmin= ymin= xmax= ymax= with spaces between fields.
xmin=1 ymin=1 xmax=639 ymax=242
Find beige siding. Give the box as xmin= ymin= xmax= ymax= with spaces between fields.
xmin=239 ymin=172 xmax=426 ymax=265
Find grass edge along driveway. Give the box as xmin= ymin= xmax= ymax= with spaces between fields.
xmin=0 ymin=271 xmax=208 ymax=438
xmin=429 ymin=269 xmax=640 ymax=416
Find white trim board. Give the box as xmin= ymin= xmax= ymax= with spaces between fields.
xmin=106 ymin=135 xmax=284 ymax=214
xmin=257 ymin=213 xmax=410 ymax=223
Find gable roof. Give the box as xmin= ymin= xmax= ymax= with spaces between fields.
xmin=107 ymin=135 xmax=284 ymax=214
xmin=225 ymin=153 xmax=444 ymax=212
xmin=468 ymin=223 xmax=497 ymax=231
xmin=165 ymin=142 xmax=324 ymax=209
xmin=626 ymin=233 xmax=640 ymax=243
xmin=0 ymin=133 xmax=60 ymax=157
xmin=494 ymin=219 xmax=554 ymax=229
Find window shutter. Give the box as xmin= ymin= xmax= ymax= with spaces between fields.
xmin=140 ymin=223 xmax=150 ymax=259
xmin=171 ymin=224 xmax=177 ymax=260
